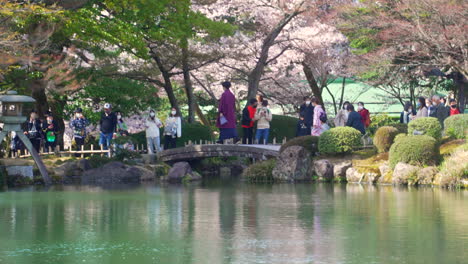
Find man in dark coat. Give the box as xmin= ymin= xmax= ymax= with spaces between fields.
xmin=23 ymin=110 xmax=43 ymax=153
xmin=429 ymin=95 xmax=449 ymax=127
xmin=299 ymin=96 xmax=314 ymax=135
xmin=346 ymin=104 xmax=366 ymax=134
xmin=99 ymin=103 xmax=117 ymax=150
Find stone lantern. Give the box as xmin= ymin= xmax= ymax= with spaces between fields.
xmin=0 ymin=91 xmax=51 ymax=185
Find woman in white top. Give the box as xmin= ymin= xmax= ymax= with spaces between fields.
xmin=163 ymin=108 xmax=182 ymax=150
xmin=334 ymin=101 xmax=350 ymax=127
xmin=145 ymin=109 xmax=163 ymax=154
xmin=414 ymin=97 xmax=428 ymax=120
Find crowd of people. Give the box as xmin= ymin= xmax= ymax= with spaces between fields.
xmin=7 ymin=82 xmax=464 ymax=156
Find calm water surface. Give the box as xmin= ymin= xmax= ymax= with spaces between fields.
xmin=0 ymin=181 xmax=466 ymax=264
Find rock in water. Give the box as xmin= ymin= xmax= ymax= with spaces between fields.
xmin=333 ymin=161 xmax=352 ymax=180
xmin=417 ymin=166 xmax=438 ymax=185
xmin=314 ymin=159 xmax=334 ymax=181
xmin=81 ymin=161 xmax=149 ymax=184
xmin=167 ymin=162 xmax=201 ymax=183
xmin=392 ymin=162 xmax=420 ymax=185
xmin=272 ymin=146 xmax=313 ymax=182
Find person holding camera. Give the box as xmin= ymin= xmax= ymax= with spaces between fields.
xmin=254 ymin=100 xmax=273 ymax=144
xmin=23 ymin=110 xmax=42 ymax=153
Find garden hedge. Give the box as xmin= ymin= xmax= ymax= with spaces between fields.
xmin=318 ymin=127 xmax=362 ymax=155
xmin=444 ymin=114 xmax=467 ymax=139
xmin=408 ymin=117 xmax=442 ymax=140
xmin=389 ymin=123 xmax=408 ymax=134
xmin=242 ymin=159 xmax=277 ymax=183
xmin=373 ymin=126 xmax=399 ymax=153
xmin=368 ymin=114 xmax=399 ymax=136
xmin=389 ymin=135 xmax=440 ymax=168
xmin=280 ymin=136 xmax=319 ymax=155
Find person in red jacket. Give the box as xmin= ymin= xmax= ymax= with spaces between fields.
xmin=241 ymin=98 xmax=258 ymax=144
xmin=449 ymin=99 xmax=461 ymax=116
xmin=357 ymin=102 xmax=371 ymax=128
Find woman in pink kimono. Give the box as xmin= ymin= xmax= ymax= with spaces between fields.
xmin=311 ymin=97 xmax=326 ymax=136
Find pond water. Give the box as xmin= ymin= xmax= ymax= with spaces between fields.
xmin=0 ymin=181 xmax=467 ymax=264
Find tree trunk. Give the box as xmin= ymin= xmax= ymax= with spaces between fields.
xmin=181 ymin=43 xmax=196 ymax=123
xmin=302 ymin=62 xmax=323 ymax=105
xmin=195 ymin=102 xmax=211 ymax=127
xmin=30 ymin=79 xmax=49 ymax=118
xmin=150 ymin=51 xmax=181 ymax=115
xmin=339 ymin=77 xmax=346 ymax=109
xmin=246 ymin=10 xmax=303 ymax=100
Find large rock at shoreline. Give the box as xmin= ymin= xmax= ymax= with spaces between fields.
xmin=314 ymin=159 xmax=334 ymax=181
xmin=346 ymin=168 xmax=380 ymax=184
xmin=81 ymin=161 xmax=151 ymax=184
xmin=378 ymin=162 xmax=392 ymax=184
xmin=53 ymin=159 xmax=91 ymax=183
xmin=417 ymin=166 xmax=438 ymax=185
xmin=272 ymin=146 xmax=313 ymax=181
xmin=392 ymin=162 xmax=419 ymax=185
xmin=167 ymin=162 xmax=202 ymax=183
xmin=333 ymin=161 xmax=352 ymax=180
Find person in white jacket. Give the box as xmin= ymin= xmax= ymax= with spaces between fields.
xmin=163 ymin=108 xmax=182 ymax=149
xmin=145 ymin=109 xmax=163 ymax=154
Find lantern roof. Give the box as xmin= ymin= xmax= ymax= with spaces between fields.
xmin=0 ymin=91 xmax=36 ymax=103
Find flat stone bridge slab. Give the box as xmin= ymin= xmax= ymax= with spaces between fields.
xmin=159 ymin=144 xmax=281 ymax=163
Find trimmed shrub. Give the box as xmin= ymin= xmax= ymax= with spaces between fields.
xmin=389 ymin=135 xmax=440 ymax=168
xmin=368 ymin=114 xmax=398 ymax=136
xmin=444 ymin=114 xmax=468 ymax=139
xmin=373 ymin=126 xmax=399 ymax=153
xmin=242 ymin=159 xmax=276 ymax=183
xmin=389 ymin=123 xmax=408 ymax=134
xmin=318 ymin=127 xmax=362 ymax=155
xmin=130 ymin=122 xmax=214 ymax=148
xmin=280 ymin=136 xmax=319 ymax=155
xmin=408 ymin=117 xmax=442 ymax=140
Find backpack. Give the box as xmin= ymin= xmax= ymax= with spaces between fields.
xmin=319 ymin=111 xmax=328 ymax=123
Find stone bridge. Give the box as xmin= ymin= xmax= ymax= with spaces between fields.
xmin=158 ymin=144 xmax=281 ymax=163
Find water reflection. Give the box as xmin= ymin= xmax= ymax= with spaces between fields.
xmin=0 ymin=183 xmax=466 ymax=264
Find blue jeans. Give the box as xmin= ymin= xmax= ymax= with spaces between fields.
xmin=99 ymin=132 xmax=114 ymax=150
xmin=147 ymin=137 xmax=161 ymax=154
xmin=256 ymin=129 xmax=270 ymax=144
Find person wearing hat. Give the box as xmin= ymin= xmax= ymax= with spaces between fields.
xmin=216 ymin=81 xmax=238 ymax=143
xmin=42 ymin=111 xmax=59 ymax=152
xmin=99 ymin=103 xmax=118 ymax=152
xmin=23 ymin=110 xmax=43 ymax=153
xmin=69 ymin=108 xmax=89 ymax=156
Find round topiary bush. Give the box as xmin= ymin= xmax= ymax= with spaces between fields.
xmin=444 ymin=114 xmax=468 ymax=139
xmin=373 ymin=126 xmax=399 ymax=153
xmin=318 ymin=127 xmax=362 ymax=155
xmin=389 ymin=135 xmax=440 ymax=168
xmin=280 ymin=136 xmax=319 ymax=155
xmin=242 ymin=159 xmax=277 ymax=183
xmin=408 ymin=117 xmax=442 ymax=140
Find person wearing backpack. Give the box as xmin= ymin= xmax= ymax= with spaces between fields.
xmin=254 ymin=100 xmax=273 ymax=144
xmin=311 ymin=97 xmax=327 ymax=136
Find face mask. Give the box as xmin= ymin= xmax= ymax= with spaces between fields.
xmin=408 ymin=108 xmax=412 ymax=112
xmin=417 ymin=103 xmax=421 ymax=108
xmin=358 ymin=106 xmax=363 ymax=110
xmin=451 ymin=105 xmax=457 ymax=108
xmin=343 ymin=105 xmax=348 ymax=110
xmin=305 ymin=101 xmax=311 ymax=105
xmin=47 ymin=118 xmax=52 ymax=124
xmin=171 ymin=111 xmax=177 ymax=115
xmin=117 ymin=115 xmax=122 ymax=119
xmin=150 ymin=112 xmax=155 ymax=117
xmin=76 ymin=113 xmax=82 ymax=118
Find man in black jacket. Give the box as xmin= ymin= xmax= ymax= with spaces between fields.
xmin=299 ymin=96 xmax=314 ymax=135
xmin=429 ymin=95 xmax=449 ymax=127
xmin=241 ymin=99 xmax=258 ymax=144
xmin=99 ymin=103 xmax=117 ymax=151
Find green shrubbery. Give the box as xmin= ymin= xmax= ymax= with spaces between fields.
xmin=130 ymin=122 xmax=214 ymax=148
xmin=373 ymin=126 xmax=399 ymax=153
xmin=280 ymin=136 xmax=319 ymax=155
xmin=242 ymin=159 xmax=276 ymax=183
xmin=389 ymin=123 xmax=408 ymax=134
xmin=444 ymin=114 xmax=467 ymax=139
xmin=318 ymin=127 xmax=362 ymax=155
xmin=389 ymin=135 xmax=440 ymax=168
xmin=408 ymin=117 xmax=442 ymax=140
xmin=368 ymin=114 xmax=398 ymax=136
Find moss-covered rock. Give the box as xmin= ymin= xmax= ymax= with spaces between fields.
xmin=408 ymin=117 xmax=442 ymax=140
xmin=242 ymin=159 xmax=276 ymax=183
xmin=389 ymin=135 xmax=440 ymax=168
xmin=373 ymin=126 xmax=399 ymax=153
xmin=440 ymin=139 xmax=466 ymax=156
xmin=436 ymin=144 xmax=468 ymax=188
xmin=444 ymin=114 xmax=468 ymax=139
xmin=280 ymin=136 xmax=319 ymax=155
xmin=318 ymin=127 xmax=362 ymax=155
